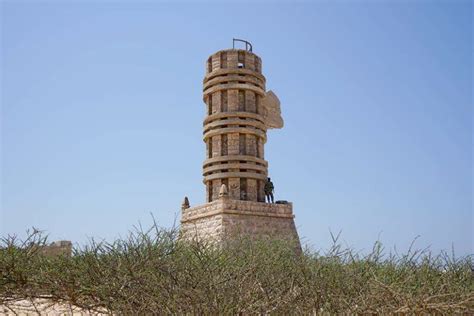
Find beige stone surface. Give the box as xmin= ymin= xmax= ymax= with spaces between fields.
xmin=1 ymin=298 xmax=106 ymax=315
xmin=181 ymin=197 xmax=299 ymax=245
xmin=203 ymin=49 xmax=269 ymax=203
xmin=41 ymin=240 xmax=72 ymax=257
xmin=262 ymin=90 xmax=284 ymax=129
xmin=182 ymin=47 xmax=300 ymax=247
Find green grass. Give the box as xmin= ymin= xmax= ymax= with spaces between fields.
xmin=1 ymin=224 xmax=473 ymax=314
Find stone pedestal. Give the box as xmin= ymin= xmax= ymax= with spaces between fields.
xmin=180 ymin=197 xmax=300 ymax=246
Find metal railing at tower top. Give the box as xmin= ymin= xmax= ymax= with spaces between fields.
xmin=233 ymin=38 xmax=253 ymax=52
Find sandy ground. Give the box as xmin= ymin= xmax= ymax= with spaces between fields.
xmin=1 ymin=298 xmax=107 ymax=315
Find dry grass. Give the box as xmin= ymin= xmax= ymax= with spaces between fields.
xmin=1 ymin=225 xmax=473 ymax=314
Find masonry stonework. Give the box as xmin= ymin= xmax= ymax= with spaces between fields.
xmin=40 ymin=240 xmax=72 ymax=257
xmin=181 ymin=198 xmax=299 ymax=243
xmin=181 ymin=42 xmax=300 ymax=246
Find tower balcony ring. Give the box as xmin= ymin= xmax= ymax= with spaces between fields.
xmin=203 ymin=171 xmax=268 ymax=183
xmin=204 ymin=118 xmax=267 ymax=134
xmin=203 ymin=74 xmax=265 ymax=91
xmin=204 ymin=68 xmax=266 ymax=83
xmin=204 ymin=112 xmax=265 ymax=126
xmin=203 ymin=127 xmax=266 ymax=142
xmin=203 ymin=83 xmax=266 ymax=98
xmin=203 ymin=162 xmax=268 ymax=175
xmin=203 ymin=155 xmax=268 ymax=168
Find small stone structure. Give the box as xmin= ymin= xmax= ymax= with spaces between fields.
xmin=41 ymin=240 xmax=72 ymax=256
xmin=181 ymin=42 xmax=300 ymax=246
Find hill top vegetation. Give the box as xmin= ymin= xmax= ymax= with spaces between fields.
xmin=1 ymin=223 xmax=473 ymax=314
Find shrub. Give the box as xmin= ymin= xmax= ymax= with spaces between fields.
xmin=1 ymin=225 xmax=473 ymax=314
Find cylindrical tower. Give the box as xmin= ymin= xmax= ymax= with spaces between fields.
xmin=182 ymin=41 xmax=299 ymax=247
xmin=202 ymin=47 xmax=268 ymax=203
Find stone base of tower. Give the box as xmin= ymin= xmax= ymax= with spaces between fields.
xmin=180 ymin=197 xmax=300 ymax=247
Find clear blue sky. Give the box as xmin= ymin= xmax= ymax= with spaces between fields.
xmin=1 ymin=1 xmax=472 ymax=255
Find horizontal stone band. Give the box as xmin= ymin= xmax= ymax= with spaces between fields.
xmin=203 ymin=74 xmax=265 ymax=91
xmin=203 ymin=127 xmax=266 ymax=142
xmin=203 ymin=83 xmax=265 ymax=98
xmin=203 ymin=171 xmax=268 ymax=183
xmin=204 ymin=112 xmax=265 ymax=126
xmin=181 ymin=208 xmax=295 ymax=223
xmin=204 ymin=118 xmax=267 ymax=134
xmin=203 ymin=162 xmax=267 ymax=176
xmin=204 ymin=68 xmax=266 ymax=84
xmin=203 ymin=155 xmax=268 ymax=167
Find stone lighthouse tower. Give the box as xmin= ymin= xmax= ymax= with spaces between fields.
xmin=180 ymin=40 xmax=299 ymax=245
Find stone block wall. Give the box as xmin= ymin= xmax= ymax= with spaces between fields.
xmin=181 ymin=198 xmax=300 ymax=245
xmin=181 ymin=200 xmax=225 ymax=241
xmin=41 ymin=240 xmax=72 ymax=257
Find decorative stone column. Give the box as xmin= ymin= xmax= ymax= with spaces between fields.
xmin=202 ymin=48 xmax=268 ymax=203
xmin=181 ymin=41 xmax=299 ymax=246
